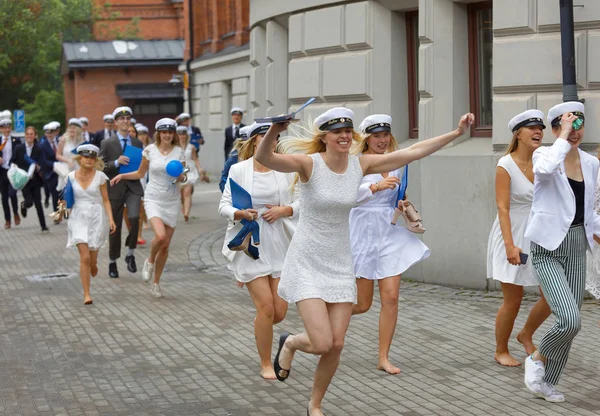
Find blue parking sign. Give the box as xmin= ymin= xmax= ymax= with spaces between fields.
xmin=14 ymin=110 xmax=25 ymax=133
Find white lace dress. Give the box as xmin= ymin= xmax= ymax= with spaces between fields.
xmin=278 ymin=153 xmax=363 ymax=304
xmin=142 ymin=144 xmax=185 ymax=228
xmin=184 ymin=143 xmax=199 ymax=185
xmin=585 ymin=170 xmax=600 ymax=299
xmin=350 ymin=169 xmax=430 ymax=279
xmin=66 ymin=171 xmax=109 ymax=251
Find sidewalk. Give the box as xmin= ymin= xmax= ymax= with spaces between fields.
xmin=0 ymin=182 xmax=598 ymax=415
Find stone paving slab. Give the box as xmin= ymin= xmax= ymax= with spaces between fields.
xmin=0 ymin=182 xmax=599 ymax=415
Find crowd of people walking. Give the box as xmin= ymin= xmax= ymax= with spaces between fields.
xmin=1 ymin=99 xmax=599 ymax=415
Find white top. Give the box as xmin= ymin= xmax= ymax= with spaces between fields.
xmin=1 ymin=136 xmax=12 ymax=169
xmin=184 ymin=143 xmax=199 ymax=185
xmin=487 ymin=154 xmax=537 ymax=286
xmin=142 ymin=144 xmax=185 ymax=228
xmin=62 ymin=139 xmax=79 ymax=171
xmin=278 ymin=153 xmax=363 ymax=304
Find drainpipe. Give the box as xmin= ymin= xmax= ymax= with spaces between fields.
xmin=186 ymin=0 xmax=194 ymax=116
xmin=559 ymin=0 xmax=579 ymax=102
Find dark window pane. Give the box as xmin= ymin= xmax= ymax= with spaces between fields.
xmin=477 ymin=8 xmax=493 ymax=126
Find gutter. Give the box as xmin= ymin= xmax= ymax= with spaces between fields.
xmin=186 ymin=0 xmax=194 ymax=117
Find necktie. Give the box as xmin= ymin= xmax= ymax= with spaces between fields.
xmin=50 ymin=139 xmax=57 ymax=154
xmin=122 ymin=138 xmax=127 ymax=152
xmin=234 ymin=126 xmax=239 ymax=138
xmin=0 ymin=137 xmax=7 ymax=152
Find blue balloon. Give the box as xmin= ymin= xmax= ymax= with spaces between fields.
xmin=166 ymin=160 xmax=184 ymax=177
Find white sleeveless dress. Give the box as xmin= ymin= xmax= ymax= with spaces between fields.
xmin=184 ymin=144 xmax=199 ymax=185
xmin=278 ymin=153 xmax=363 ymax=304
xmin=350 ymin=168 xmax=430 ymax=279
xmin=142 ymin=144 xmax=185 ymax=228
xmin=585 ymin=170 xmax=600 ymax=299
xmin=66 ymin=171 xmax=109 ymax=250
xmin=487 ymin=154 xmax=538 ymax=286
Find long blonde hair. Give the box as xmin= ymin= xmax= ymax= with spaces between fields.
xmin=238 ymin=134 xmax=260 ymax=161
xmin=278 ymin=120 xmax=362 ymax=187
xmin=153 ymin=131 xmax=180 ymax=148
xmin=352 ymin=132 xmax=399 ymax=155
xmin=66 ymin=126 xmax=84 ymax=146
xmin=73 ymin=154 xmax=105 ymax=171
xmin=504 ymin=129 xmax=522 ymax=155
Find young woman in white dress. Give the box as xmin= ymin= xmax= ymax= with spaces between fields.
xmin=66 ymin=144 xmax=116 ymax=304
xmin=177 ymin=126 xmax=204 ymax=222
xmin=256 ymin=108 xmax=474 ymax=416
xmin=111 ymin=118 xmax=188 ymax=298
xmin=350 ymin=114 xmax=430 ymax=375
xmin=57 ymin=118 xmax=85 ymax=173
xmin=219 ymin=122 xmax=299 ymax=380
xmin=487 ymin=110 xmax=551 ymax=367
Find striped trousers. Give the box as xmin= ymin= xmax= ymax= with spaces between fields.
xmin=530 ymin=224 xmax=586 ymax=385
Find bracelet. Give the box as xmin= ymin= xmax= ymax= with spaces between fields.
xmin=373 ymin=182 xmax=379 ymax=191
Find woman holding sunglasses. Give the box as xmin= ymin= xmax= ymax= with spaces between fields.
xmin=66 ymin=144 xmax=116 ymax=304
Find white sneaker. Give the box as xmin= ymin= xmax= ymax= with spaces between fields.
xmin=524 ymin=355 xmax=546 ymax=393
xmin=142 ymin=259 xmax=154 ymax=282
xmin=151 ymin=283 xmax=163 ymax=298
xmin=535 ymin=382 xmax=565 ymax=403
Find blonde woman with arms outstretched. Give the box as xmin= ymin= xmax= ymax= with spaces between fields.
xmin=255 ymin=108 xmax=474 ymax=416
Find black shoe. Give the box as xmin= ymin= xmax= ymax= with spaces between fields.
xmin=274 ymin=332 xmax=292 ymax=382
xmin=41 ymin=227 xmax=49 ymax=233
xmin=44 ymin=200 xmax=49 ymax=208
xmin=20 ymin=202 xmax=27 ymax=218
xmin=125 ymin=255 xmax=137 ymax=273
xmin=109 ymin=262 xmax=119 ymax=278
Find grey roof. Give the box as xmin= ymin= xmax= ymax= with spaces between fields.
xmin=62 ymin=40 xmax=184 ymax=70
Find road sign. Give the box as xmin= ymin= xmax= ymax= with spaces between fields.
xmin=13 ymin=110 xmax=25 ymax=134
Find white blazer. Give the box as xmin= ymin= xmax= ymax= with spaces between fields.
xmin=524 ymin=138 xmax=600 ymax=251
xmin=218 ymin=157 xmax=300 ymax=261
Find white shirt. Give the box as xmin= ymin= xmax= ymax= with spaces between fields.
xmin=1 ymin=136 xmax=12 ymax=169
xmin=26 ymin=143 xmax=33 ymax=157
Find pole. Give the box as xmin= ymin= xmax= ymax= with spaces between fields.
xmin=559 ymin=0 xmax=579 ymax=102
xmin=186 ymin=0 xmax=194 ymax=116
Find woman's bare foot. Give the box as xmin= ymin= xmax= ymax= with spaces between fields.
xmin=308 ymin=401 xmax=324 ymax=416
xmin=377 ymin=359 xmax=402 ymax=374
xmin=260 ymin=364 xmax=277 ymax=380
xmin=516 ymin=331 xmax=536 ymax=355
xmin=494 ymin=351 xmax=521 ymax=367
xmin=90 ymin=264 xmax=98 ymax=277
xmin=83 ymin=295 xmax=93 ymax=305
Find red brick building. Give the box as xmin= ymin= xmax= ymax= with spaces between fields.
xmin=61 ymin=0 xmax=186 ymax=132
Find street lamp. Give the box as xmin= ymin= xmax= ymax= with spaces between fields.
xmin=559 ymin=0 xmax=580 ymax=102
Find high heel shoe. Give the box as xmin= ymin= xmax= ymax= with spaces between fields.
xmin=392 ymin=200 xmax=425 ymax=234
xmin=228 ymin=221 xmax=260 ymax=258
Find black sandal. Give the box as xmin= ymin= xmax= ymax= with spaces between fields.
xmin=274 ymin=332 xmax=292 ymax=382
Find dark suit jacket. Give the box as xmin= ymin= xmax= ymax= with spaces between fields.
xmin=38 ymin=138 xmax=59 ymax=181
xmin=10 ymin=142 xmax=43 ymax=185
xmin=1 ymin=136 xmax=22 ymax=170
xmin=100 ymin=134 xmax=144 ymax=200
xmin=92 ymin=129 xmax=116 ymax=147
xmin=224 ymin=124 xmax=245 ymax=152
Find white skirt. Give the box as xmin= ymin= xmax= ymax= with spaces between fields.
xmin=144 ymin=197 xmax=180 ymax=228
xmin=350 ymin=205 xmax=430 ymax=280
xmin=67 ymin=201 xmax=108 ymax=251
xmin=228 ymin=216 xmax=289 ymax=283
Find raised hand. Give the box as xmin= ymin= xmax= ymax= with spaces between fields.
xmin=457 ymin=113 xmax=475 ymax=136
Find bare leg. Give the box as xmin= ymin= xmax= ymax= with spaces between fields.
xmin=137 ymin=204 xmax=144 ymax=241
xmin=181 ymin=185 xmax=193 ymax=221
xmin=517 ymin=288 xmax=552 ymax=355
xmin=246 ymin=276 xmax=278 ymax=379
xmin=148 ymin=218 xmax=168 ymax=264
xmin=153 ymin=224 xmax=175 ymax=284
xmin=90 ymin=249 xmax=99 ymax=277
xmin=377 ymin=275 xmax=402 ymax=374
xmin=352 ymin=278 xmax=374 ymax=315
xmin=269 ymin=277 xmax=288 ymax=325
xmin=495 ymin=282 xmax=523 ymax=366
xmin=77 ymin=244 xmax=92 ymax=304
xmin=277 ymin=300 xmax=352 ymax=416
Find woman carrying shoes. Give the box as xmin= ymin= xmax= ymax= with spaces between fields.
xmin=349 ymin=114 xmax=430 ymax=375
xmin=219 ymin=122 xmax=298 ymax=379
xmin=177 ymin=125 xmax=205 ymax=222
xmin=523 ymin=102 xmax=600 ymax=403
xmin=256 ymin=107 xmax=474 ymax=416
xmin=487 ymin=110 xmax=552 ymax=367
xmin=111 ymin=118 xmax=188 ymax=298
xmin=66 ymin=144 xmax=116 ymax=304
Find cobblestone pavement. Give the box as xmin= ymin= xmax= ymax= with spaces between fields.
xmin=0 ymin=182 xmax=599 ymax=416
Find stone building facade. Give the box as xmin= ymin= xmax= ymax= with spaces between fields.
xmin=183 ymin=0 xmax=600 ymax=288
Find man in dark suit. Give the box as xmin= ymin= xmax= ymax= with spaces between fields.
xmin=10 ymin=127 xmax=48 ymax=232
xmin=39 ymin=122 xmax=61 ymax=212
xmin=0 ymin=118 xmax=22 ymax=229
xmin=224 ymin=107 xmax=245 ymax=161
xmin=92 ymin=114 xmax=116 ymax=148
xmin=176 ymin=112 xmax=204 ymax=150
xmin=100 ymin=106 xmax=144 ymax=278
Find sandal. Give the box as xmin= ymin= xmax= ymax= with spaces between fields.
xmin=393 ymin=200 xmax=425 ymax=234
xmin=274 ymin=332 xmax=292 ymax=382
